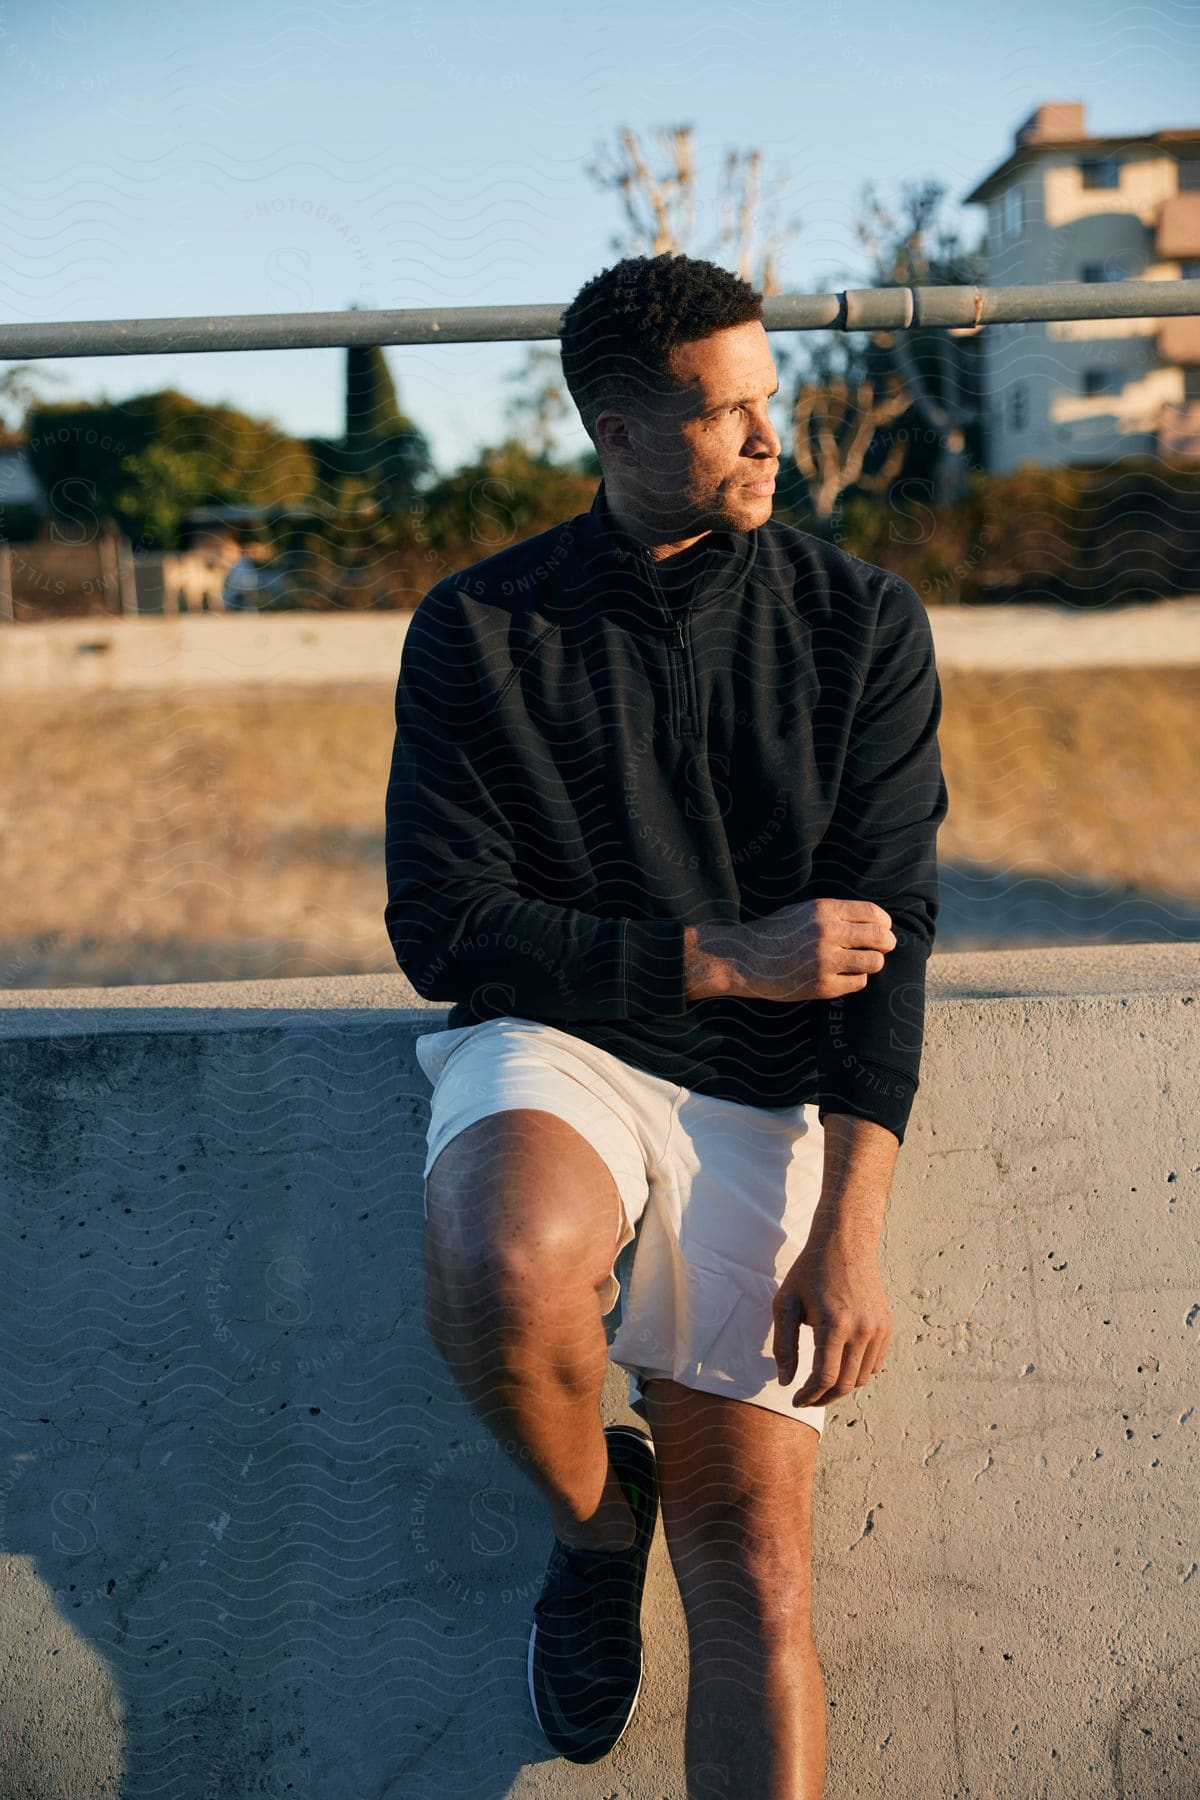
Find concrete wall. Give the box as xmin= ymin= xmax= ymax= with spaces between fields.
xmin=2 ymin=600 xmax=1199 ymax=698
xmin=0 ymin=945 xmax=1196 ymax=1798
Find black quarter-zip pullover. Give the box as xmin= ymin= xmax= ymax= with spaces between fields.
xmin=384 ymin=479 xmax=948 ymax=1144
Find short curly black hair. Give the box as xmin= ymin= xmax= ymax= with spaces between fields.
xmin=558 ymin=252 xmax=763 ymax=446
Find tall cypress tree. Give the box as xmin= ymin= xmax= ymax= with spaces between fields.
xmin=345 ymin=343 xmax=404 ymax=449
xmin=340 ymin=307 xmax=431 ymax=493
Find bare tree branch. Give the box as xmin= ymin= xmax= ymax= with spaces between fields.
xmin=587 ymin=124 xmax=799 ymax=298
xmin=791 ymin=370 xmax=910 ymax=520
xmin=851 ymin=176 xmax=984 ymax=501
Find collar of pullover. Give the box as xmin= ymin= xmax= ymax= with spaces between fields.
xmin=568 ymin=478 xmax=758 ymax=630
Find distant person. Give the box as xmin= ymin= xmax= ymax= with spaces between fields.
xmin=220 ymin=537 xmax=271 ymax=612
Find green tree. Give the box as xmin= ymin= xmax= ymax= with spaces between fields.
xmin=345 ymin=340 xmax=403 ymax=441
xmin=345 ymin=340 xmax=431 ymax=484
xmin=25 ymin=389 xmax=314 ymax=549
xmin=418 ymin=440 xmax=598 ymax=558
xmin=503 ymin=346 xmax=573 ymax=459
xmin=307 ymin=311 xmax=433 ymax=505
xmin=113 ymin=442 xmax=213 ymax=549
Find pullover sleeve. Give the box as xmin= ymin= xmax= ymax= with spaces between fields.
xmin=384 ymin=582 xmax=687 ymax=1020
xmin=810 ymin=575 xmax=948 ymax=1145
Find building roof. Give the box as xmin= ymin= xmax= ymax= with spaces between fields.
xmin=963 ymin=102 xmax=1200 ymax=205
xmin=182 ymin=501 xmax=335 ymax=526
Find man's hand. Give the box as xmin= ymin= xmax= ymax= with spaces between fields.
xmin=686 ymin=899 xmax=896 ymax=1003
xmin=772 ymin=1231 xmax=893 ymax=1408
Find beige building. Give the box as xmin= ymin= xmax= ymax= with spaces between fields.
xmin=963 ymin=101 xmax=1200 ymax=473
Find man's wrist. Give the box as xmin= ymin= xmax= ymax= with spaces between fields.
xmin=811 ymin=1112 xmax=900 ymax=1246
xmin=683 ymin=923 xmax=736 ymax=1001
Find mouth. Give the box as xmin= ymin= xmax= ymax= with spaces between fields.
xmin=744 ymin=474 xmax=777 ymax=495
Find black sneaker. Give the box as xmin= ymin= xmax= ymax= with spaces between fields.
xmin=526 ymin=1423 xmax=659 ymax=1764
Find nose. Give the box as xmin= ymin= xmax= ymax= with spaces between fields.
xmin=746 ymin=407 xmax=782 ymax=459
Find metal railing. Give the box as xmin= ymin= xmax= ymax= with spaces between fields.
xmin=1 ymin=280 xmax=1198 ymax=359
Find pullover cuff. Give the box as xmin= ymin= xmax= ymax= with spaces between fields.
xmin=622 ymin=918 xmax=689 ymax=1018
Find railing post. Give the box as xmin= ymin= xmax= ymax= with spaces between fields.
xmin=117 ymin=537 xmax=137 ymax=615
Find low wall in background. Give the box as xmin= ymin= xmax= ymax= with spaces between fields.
xmin=1 ymin=596 xmax=1199 ymax=693
xmin=0 ymin=944 xmax=1197 ymax=1798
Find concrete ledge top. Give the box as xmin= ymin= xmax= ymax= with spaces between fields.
xmin=3 ymin=599 xmax=1199 ymax=694
xmin=0 ymin=942 xmax=1195 ymax=1039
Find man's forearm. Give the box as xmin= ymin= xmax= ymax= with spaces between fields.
xmin=810 ymin=1113 xmax=899 ymax=1247
xmin=684 ymin=926 xmax=904 ymax=1240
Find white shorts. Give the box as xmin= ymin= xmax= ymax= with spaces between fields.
xmin=415 ymin=1014 xmax=829 ymax=1436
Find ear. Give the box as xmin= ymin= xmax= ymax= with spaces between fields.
xmin=594 ymin=409 xmax=637 ymax=469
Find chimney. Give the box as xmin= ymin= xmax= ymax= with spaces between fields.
xmin=1015 ymin=102 xmax=1086 ymax=148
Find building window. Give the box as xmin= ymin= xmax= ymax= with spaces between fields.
xmin=1080 ymin=157 xmax=1121 ymax=189
xmin=1001 ymin=186 xmax=1023 ymax=240
xmin=1181 ymin=259 xmax=1200 ymax=280
xmin=1184 ymin=368 xmax=1200 ymax=403
xmin=1082 ymin=368 xmax=1122 ymax=396
xmin=1177 ymin=159 xmax=1200 ymax=192
xmin=1008 ymin=384 xmax=1028 ymax=430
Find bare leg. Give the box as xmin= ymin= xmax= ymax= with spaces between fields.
xmin=684 ymin=1634 xmax=827 ymax=1799
xmin=641 ymin=1377 xmax=827 ymax=1799
xmin=423 ymin=1109 xmax=637 ymax=1552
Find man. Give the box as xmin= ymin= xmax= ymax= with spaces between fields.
xmin=385 ymin=252 xmax=947 ymax=1793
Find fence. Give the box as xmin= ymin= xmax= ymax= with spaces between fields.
xmin=1 ymin=280 xmax=1199 ymax=359
xmin=3 ymin=280 xmax=1197 ymax=620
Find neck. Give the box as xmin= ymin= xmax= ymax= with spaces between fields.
xmin=601 ymin=484 xmax=711 ymax=562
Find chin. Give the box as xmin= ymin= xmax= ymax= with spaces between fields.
xmin=721 ymin=492 xmax=773 ymax=529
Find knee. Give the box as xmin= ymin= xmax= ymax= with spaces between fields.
xmin=687 ymin=1565 xmax=814 ymax=1654
xmin=423 ymin=1221 xmax=611 ymax=1371
xmin=422 ymin=1220 xmax=609 ymax=1401
xmin=423 ymin=1209 xmax=590 ymax=1298
xmin=424 ymin=1110 xmax=622 ymax=1290
xmin=675 ymin=1507 xmax=814 ymax=1637
xmin=425 ymin=1180 xmax=610 ymax=1301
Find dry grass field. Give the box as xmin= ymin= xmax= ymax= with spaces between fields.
xmin=1 ymin=666 xmax=1197 ymax=990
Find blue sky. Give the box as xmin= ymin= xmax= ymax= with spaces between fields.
xmin=2 ymin=0 xmax=1197 ymax=474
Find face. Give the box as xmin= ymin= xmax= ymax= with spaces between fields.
xmin=595 ymin=319 xmax=782 ymax=540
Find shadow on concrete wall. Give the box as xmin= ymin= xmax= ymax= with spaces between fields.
xmin=0 ymin=1016 xmax=644 ymax=1797
xmin=936 ymin=857 xmax=1200 ymax=950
